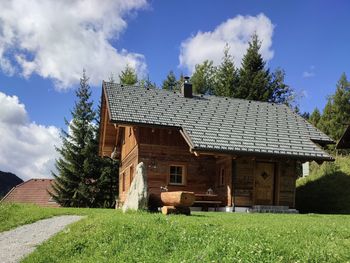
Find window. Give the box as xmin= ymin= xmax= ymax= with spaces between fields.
xmin=219 ymin=167 xmax=225 ymax=186
xmin=122 ymin=172 xmax=126 ymax=192
xmin=129 ymin=165 xmax=134 ymax=185
xmin=129 ymin=127 xmax=132 ymax=137
xmin=169 ymin=165 xmax=185 ymax=185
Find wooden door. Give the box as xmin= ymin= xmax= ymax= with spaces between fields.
xmin=255 ymin=162 xmax=275 ymax=205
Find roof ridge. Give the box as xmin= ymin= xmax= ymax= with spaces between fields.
xmin=104 ymin=81 xmax=289 ymax=106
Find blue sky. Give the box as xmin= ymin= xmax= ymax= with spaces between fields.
xmin=0 ymin=0 xmax=349 ymax=179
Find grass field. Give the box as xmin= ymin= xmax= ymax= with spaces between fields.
xmin=2 ymin=204 xmax=349 ymax=263
xmin=0 ymin=203 xmax=109 ymax=232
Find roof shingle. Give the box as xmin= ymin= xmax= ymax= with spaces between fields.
xmin=104 ymin=82 xmax=334 ymax=161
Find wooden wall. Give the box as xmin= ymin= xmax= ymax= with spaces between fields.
xmin=232 ymin=158 xmax=297 ymax=208
xmin=138 ymin=127 xmax=216 ymax=204
xmin=119 ymin=127 xmax=139 ymax=203
xmin=278 ymin=160 xmax=296 ymax=207
xmin=213 ymin=157 xmax=233 ymax=206
xmin=234 ymin=158 xmax=255 ymax=207
xmin=116 ymin=125 xmax=297 ymax=208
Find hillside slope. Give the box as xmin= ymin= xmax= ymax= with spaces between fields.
xmin=0 ymin=171 xmax=23 ymax=198
xmin=296 ymin=156 xmax=350 ymax=214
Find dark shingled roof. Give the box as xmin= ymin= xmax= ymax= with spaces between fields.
xmin=103 ymin=82 xmax=334 ymax=161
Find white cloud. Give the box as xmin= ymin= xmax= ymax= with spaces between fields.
xmin=0 ymin=92 xmax=60 ymax=180
xmin=303 ymin=66 xmax=316 ymax=78
xmin=179 ymin=13 xmax=274 ymax=73
xmin=0 ymin=0 xmax=147 ymax=89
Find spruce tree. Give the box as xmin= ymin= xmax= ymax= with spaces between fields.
xmin=191 ymin=60 xmax=216 ymax=95
xmin=119 ymin=64 xmax=138 ymax=85
xmin=318 ymin=99 xmax=335 ymax=139
xmin=237 ymin=34 xmax=270 ymax=101
xmin=309 ymin=108 xmax=321 ymax=127
xmin=162 ymin=70 xmax=178 ymax=91
xmin=318 ymin=73 xmax=350 ymax=141
xmin=176 ymin=73 xmax=185 ymax=91
xmin=139 ymin=75 xmax=157 ymax=89
xmin=93 ymin=103 xmax=119 ymax=208
xmin=331 ymin=73 xmax=350 ymax=139
xmin=51 ymin=70 xmax=100 ymax=207
xmin=269 ymin=68 xmax=294 ymax=105
xmin=214 ymin=44 xmax=239 ymax=97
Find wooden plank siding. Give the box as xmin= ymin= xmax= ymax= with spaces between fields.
xmin=119 ymin=126 xmax=139 ymax=203
xmin=138 ymin=127 xmax=216 ymax=205
xmin=278 ymin=160 xmax=297 ymax=208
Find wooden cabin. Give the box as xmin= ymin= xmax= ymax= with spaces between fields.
xmin=99 ymin=80 xmax=334 ymax=210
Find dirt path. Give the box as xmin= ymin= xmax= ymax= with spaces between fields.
xmin=0 ymin=215 xmax=83 ymax=263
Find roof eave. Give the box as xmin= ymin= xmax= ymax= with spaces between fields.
xmin=191 ymin=146 xmax=335 ymax=162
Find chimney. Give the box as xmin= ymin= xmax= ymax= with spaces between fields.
xmin=181 ymin=76 xmax=192 ymax=98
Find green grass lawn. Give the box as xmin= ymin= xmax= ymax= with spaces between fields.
xmin=0 ymin=203 xmax=113 ymax=233
xmin=2 ymin=204 xmax=348 ymax=263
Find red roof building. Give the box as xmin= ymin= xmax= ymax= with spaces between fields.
xmin=1 ymin=179 xmax=59 ymax=207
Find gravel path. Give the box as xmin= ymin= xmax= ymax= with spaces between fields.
xmin=0 ymin=215 xmax=83 ymax=263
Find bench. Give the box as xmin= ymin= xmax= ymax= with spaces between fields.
xmin=193 ymin=200 xmax=222 ymax=211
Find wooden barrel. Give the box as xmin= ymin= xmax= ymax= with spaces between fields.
xmin=161 ymin=191 xmax=195 ymax=207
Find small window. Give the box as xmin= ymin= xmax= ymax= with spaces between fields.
xmin=129 ymin=165 xmax=134 ymax=185
xmin=219 ymin=167 xmax=225 ymax=186
xmin=122 ymin=172 xmax=126 ymax=192
xmin=169 ymin=165 xmax=185 ymax=185
xmin=129 ymin=127 xmax=132 ymax=137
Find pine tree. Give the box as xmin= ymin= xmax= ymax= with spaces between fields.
xmin=139 ymin=75 xmax=157 ymax=89
xmin=318 ymin=73 xmax=350 ymax=141
xmin=176 ymin=73 xmax=185 ymax=91
xmin=51 ymin=70 xmax=101 ymax=207
xmin=331 ymin=73 xmax=350 ymax=139
xmin=191 ymin=60 xmax=216 ymax=95
xmin=309 ymin=108 xmax=321 ymax=127
xmin=119 ymin=65 xmax=138 ymax=85
xmin=162 ymin=71 xmax=178 ymax=91
xmin=94 ymin=157 xmax=119 ymax=207
xmin=214 ymin=44 xmax=239 ymax=97
xmin=94 ymin=103 xmax=119 ymax=208
xmin=318 ymin=99 xmax=335 ymax=139
xmin=269 ymin=68 xmax=294 ymax=105
xmin=237 ymin=34 xmax=271 ymax=101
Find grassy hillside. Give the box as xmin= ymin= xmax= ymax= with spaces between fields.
xmin=296 ymin=156 xmax=350 ymax=214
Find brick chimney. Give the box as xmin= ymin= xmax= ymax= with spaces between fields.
xmin=181 ymin=76 xmax=192 ymax=98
